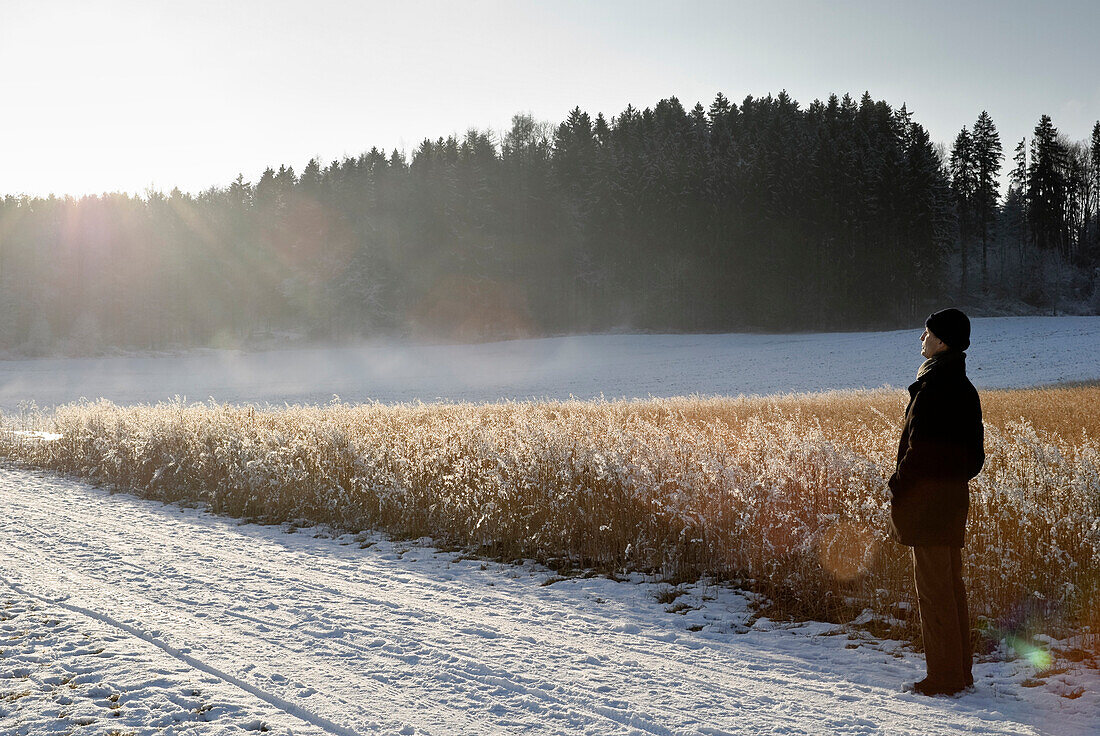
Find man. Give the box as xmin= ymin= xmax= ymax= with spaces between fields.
xmin=888 ymin=308 xmax=985 ymax=696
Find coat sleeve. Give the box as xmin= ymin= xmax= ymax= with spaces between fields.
xmin=889 ymin=390 xmax=945 ymax=498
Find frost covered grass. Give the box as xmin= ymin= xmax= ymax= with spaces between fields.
xmin=1 ymin=387 xmax=1097 ymax=658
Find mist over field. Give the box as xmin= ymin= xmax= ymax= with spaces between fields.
xmin=0 ymin=316 xmax=1096 ymax=413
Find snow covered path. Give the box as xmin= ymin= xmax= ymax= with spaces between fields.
xmin=0 ymin=468 xmax=1095 ymax=736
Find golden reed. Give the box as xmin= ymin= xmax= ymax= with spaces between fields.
xmin=3 ymin=386 xmax=1097 ymax=657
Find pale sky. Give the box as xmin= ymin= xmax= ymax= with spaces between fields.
xmin=2 ymin=0 xmax=1098 ymax=197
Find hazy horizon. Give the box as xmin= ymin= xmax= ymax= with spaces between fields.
xmin=2 ymin=0 xmax=1098 ymax=198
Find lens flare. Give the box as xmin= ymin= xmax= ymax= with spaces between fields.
xmin=817 ymin=520 xmax=878 ymax=581
xmin=410 ymin=274 xmax=534 ymax=341
xmin=1007 ymin=635 xmax=1053 ymax=671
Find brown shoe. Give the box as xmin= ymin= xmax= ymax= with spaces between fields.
xmin=909 ymin=677 xmax=968 ymax=696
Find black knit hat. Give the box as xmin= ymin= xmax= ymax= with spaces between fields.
xmin=925 ymin=308 xmax=970 ymax=351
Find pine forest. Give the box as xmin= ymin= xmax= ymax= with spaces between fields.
xmin=2 ymin=91 xmax=1098 ymax=352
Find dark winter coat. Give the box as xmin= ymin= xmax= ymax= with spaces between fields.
xmin=888 ymin=350 xmax=985 ymax=548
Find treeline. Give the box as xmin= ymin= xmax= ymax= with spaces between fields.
xmin=1 ymin=91 xmax=1098 ymax=352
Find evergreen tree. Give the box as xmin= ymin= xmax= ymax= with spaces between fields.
xmin=901 ymin=121 xmax=952 ymax=316
xmin=970 ymin=111 xmax=1003 ymax=292
xmin=1027 ymin=115 xmax=1069 ymax=255
xmin=1009 ymin=137 xmax=1028 ymax=191
xmin=1005 ymin=137 xmax=1030 ymax=288
xmin=299 ymin=158 xmax=322 ymax=192
xmin=949 ymin=127 xmax=976 ymax=296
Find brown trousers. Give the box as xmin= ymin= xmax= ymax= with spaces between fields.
xmin=912 ymin=546 xmax=972 ymax=686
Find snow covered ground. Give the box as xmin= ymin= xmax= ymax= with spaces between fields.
xmin=0 ymin=468 xmax=1096 ymax=736
xmin=0 ymin=316 xmax=1099 ymax=412
xmin=1 ymin=318 xmax=1098 ymax=734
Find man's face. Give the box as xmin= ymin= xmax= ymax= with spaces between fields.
xmin=921 ymin=328 xmax=948 ymax=359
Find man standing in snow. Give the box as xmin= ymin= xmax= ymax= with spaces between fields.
xmin=888 ymin=308 xmax=984 ymax=696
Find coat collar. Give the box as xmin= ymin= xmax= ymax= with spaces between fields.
xmin=909 ymin=350 xmax=966 ymax=394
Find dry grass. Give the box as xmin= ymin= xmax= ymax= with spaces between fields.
xmin=2 ymin=387 xmax=1097 ymax=655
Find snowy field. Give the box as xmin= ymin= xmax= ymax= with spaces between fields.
xmin=0 ymin=468 xmax=1096 ymax=736
xmin=0 ymin=316 xmax=1099 ymax=412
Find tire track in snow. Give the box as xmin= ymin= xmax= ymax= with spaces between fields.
xmin=0 ymin=539 xmax=473 ymax=735
xmin=0 ymin=572 xmax=363 ymax=736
